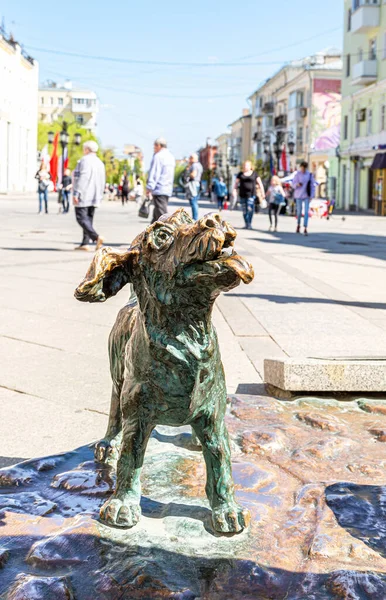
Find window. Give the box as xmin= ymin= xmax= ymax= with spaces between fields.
xmin=355 ymin=116 xmax=360 ymax=138
xmin=76 ymin=115 xmax=84 ymax=125
xmin=367 ymin=109 xmax=372 ymax=135
xmin=344 ymin=115 xmax=349 ymax=140
xmin=369 ymin=38 xmax=377 ymax=60
xmin=348 ymin=8 xmax=352 ymax=31
xmin=40 ymin=97 xmax=44 ymax=105
xmin=50 ymin=97 xmax=54 ymax=105
xmin=381 ymin=105 xmax=385 ymax=131
xmin=289 ymin=90 xmax=304 ymax=110
xmin=58 ymin=97 xmax=64 ymax=106
xmin=358 ymin=48 xmax=363 ymax=62
xmin=346 ymin=54 xmax=351 ymax=77
xmin=297 ymin=126 xmax=303 ymax=152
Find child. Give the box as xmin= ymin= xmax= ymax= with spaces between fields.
xmin=266 ymin=175 xmax=286 ymax=232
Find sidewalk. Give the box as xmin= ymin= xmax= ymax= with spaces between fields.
xmin=1 ymin=194 xmax=386 ymax=464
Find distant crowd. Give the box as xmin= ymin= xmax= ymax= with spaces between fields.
xmin=35 ymin=136 xmax=324 ymax=251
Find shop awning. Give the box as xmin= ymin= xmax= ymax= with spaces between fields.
xmin=371 ymin=153 xmax=386 ymax=170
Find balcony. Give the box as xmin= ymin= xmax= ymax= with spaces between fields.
xmin=262 ymin=102 xmax=274 ymax=114
xmin=351 ymin=4 xmax=380 ymax=34
xmin=71 ymin=101 xmax=95 ymax=113
xmin=352 ymin=59 xmax=377 ymax=86
xmin=275 ymin=115 xmax=287 ymax=128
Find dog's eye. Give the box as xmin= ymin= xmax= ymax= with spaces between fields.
xmin=151 ymin=227 xmax=173 ymax=250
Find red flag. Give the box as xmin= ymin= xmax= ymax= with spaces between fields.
xmin=63 ymin=145 xmax=69 ymax=171
xmin=59 ymin=145 xmax=69 ymax=182
xmin=281 ymin=146 xmax=288 ymax=172
xmin=50 ymin=132 xmax=59 ymax=191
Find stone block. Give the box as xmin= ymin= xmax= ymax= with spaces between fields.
xmin=264 ymin=357 xmax=386 ymax=392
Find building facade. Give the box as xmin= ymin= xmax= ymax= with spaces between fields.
xmin=0 ymin=34 xmax=38 ymax=194
xmin=123 ymin=144 xmax=144 ymax=172
xmin=228 ymin=109 xmax=252 ymax=177
xmin=340 ymin=0 xmax=386 ymax=213
xmin=199 ymin=141 xmax=218 ymax=172
xmin=248 ymin=50 xmax=342 ymax=197
xmin=38 ymin=81 xmax=99 ymax=132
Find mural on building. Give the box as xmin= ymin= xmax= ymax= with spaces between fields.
xmin=312 ymin=79 xmax=341 ymax=151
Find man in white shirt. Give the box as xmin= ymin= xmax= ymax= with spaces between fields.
xmin=73 ymin=141 xmax=106 ymax=251
xmin=147 ymin=137 xmax=176 ymax=223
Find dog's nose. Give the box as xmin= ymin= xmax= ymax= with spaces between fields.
xmin=199 ymin=213 xmax=222 ymax=230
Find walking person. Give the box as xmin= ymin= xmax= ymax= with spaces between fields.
xmin=185 ymin=153 xmax=203 ymax=220
xmin=292 ymin=161 xmax=316 ymax=236
xmin=60 ymin=168 xmax=72 ymax=214
xmin=134 ymin=178 xmax=144 ymax=203
xmin=146 ymin=137 xmax=175 ymax=223
xmin=73 ymin=141 xmax=105 ymax=251
xmin=233 ymin=161 xmax=265 ymax=230
xmin=121 ymin=171 xmax=129 ymax=206
xmin=35 ymin=162 xmax=51 ymax=214
xmin=213 ymin=176 xmax=228 ymax=211
xmin=266 ymin=176 xmax=286 ymax=232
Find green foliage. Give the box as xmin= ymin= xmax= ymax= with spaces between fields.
xmin=37 ymin=120 xmax=98 ymax=171
xmin=174 ymin=162 xmax=187 ymax=186
xmin=254 ymin=158 xmax=271 ymax=184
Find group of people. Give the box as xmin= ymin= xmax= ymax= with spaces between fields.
xmin=232 ymin=160 xmax=315 ymax=235
xmin=35 ymin=166 xmax=73 ymax=214
xmin=107 ymin=175 xmax=144 ymax=205
xmin=35 ymin=134 xmax=317 ymax=252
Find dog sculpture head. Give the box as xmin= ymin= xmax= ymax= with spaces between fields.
xmin=75 ymin=209 xmax=254 ymax=309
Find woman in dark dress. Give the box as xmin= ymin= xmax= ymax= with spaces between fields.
xmin=233 ymin=161 xmax=265 ymax=229
xmin=121 ymin=171 xmax=129 ymax=205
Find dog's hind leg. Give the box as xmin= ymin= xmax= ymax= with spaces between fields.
xmin=100 ymin=412 xmax=154 ymax=528
xmin=94 ymin=383 xmax=122 ymax=464
xmin=192 ymin=414 xmax=251 ymax=534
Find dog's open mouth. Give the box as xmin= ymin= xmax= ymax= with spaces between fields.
xmin=207 ymin=243 xmax=254 ymax=284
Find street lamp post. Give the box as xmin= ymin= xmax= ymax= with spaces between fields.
xmin=264 ymin=131 xmax=294 ymax=174
xmin=47 ymin=120 xmax=82 ymax=185
xmin=59 ymin=122 xmax=70 ymax=188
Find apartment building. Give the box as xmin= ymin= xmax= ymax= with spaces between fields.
xmin=38 ymin=81 xmax=99 ymax=132
xmin=0 ymin=33 xmax=38 ymax=194
xmin=249 ymin=50 xmax=342 ymax=196
xmin=228 ymin=109 xmax=252 ymax=177
xmin=215 ymin=133 xmax=230 ymax=168
xmin=123 ymin=144 xmax=144 ymax=171
xmin=340 ymin=0 xmax=386 ymax=213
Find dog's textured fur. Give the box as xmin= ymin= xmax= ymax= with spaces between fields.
xmin=75 ymin=209 xmax=254 ymax=533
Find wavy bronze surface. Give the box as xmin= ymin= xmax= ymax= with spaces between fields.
xmin=75 ymin=209 xmax=254 ymax=533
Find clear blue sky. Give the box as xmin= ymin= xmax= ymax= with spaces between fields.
xmin=2 ymin=0 xmax=343 ymax=166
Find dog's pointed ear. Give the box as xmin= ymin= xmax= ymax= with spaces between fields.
xmin=74 ymin=246 xmax=139 ymax=303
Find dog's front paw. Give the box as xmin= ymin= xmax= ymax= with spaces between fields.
xmin=100 ymin=495 xmax=141 ymax=528
xmin=94 ymin=435 xmax=121 ymax=464
xmin=212 ymin=503 xmax=251 ymax=534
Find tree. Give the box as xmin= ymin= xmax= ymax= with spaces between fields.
xmin=37 ymin=119 xmax=99 ymax=171
xmin=254 ymin=158 xmax=271 ymax=187
xmin=174 ymin=162 xmax=187 ymax=187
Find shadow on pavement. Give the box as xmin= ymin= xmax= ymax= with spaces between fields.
xmin=0 ymin=456 xmax=28 ymax=468
xmin=253 ymin=231 xmax=386 ymax=261
xmin=226 ymin=293 xmax=386 ymax=311
xmin=235 ymin=383 xmax=268 ymax=396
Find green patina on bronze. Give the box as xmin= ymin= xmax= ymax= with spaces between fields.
xmin=75 ymin=209 xmax=254 ymax=534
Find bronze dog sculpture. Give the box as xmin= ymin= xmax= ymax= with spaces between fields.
xmin=75 ymin=209 xmax=254 ymax=533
